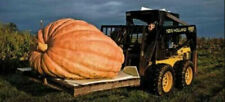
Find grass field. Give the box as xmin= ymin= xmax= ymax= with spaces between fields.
xmin=0 ymin=49 xmax=224 ymax=102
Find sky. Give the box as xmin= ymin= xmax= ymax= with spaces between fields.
xmin=0 ymin=0 xmax=224 ymax=38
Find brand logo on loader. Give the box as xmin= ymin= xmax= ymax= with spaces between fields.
xmin=166 ymin=28 xmax=187 ymax=33
xmin=166 ymin=26 xmax=195 ymax=34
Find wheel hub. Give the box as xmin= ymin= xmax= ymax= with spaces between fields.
xmin=185 ymin=67 xmax=193 ymax=85
xmin=162 ymin=71 xmax=173 ymax=92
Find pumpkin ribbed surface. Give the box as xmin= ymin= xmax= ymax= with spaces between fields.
xmin=29 ymin=18 xmax=124 ymax=79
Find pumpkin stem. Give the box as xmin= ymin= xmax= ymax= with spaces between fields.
xmin=38 ymin=42 xmax=48 ymax=52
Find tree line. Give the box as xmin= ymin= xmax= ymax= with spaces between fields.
xmin=0 ymin=22 xmax=36 ymax=73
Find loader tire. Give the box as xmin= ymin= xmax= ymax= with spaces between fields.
xmin=174 ymin=60 xmax=194 ymax=89
xmin=145 ymin=64 xmax=175 ymax=96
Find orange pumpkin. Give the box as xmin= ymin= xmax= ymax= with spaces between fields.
xmin=29 ymin=18 xmax=124 ymax=79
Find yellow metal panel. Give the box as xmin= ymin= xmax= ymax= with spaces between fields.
xmin=156 ymin=56 xmax=183 ymax=67
xmin=177 ymin=47 xmax=191 ymax=55
xmin=156 ymin=47 xmax=191 ymax=67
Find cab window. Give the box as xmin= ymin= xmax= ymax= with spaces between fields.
xmin=163 ymin=20 xmax=174 ymax=27
xmin=132 ymin=19 xmax=147 ymax=25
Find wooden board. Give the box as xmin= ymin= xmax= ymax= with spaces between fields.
xmin=17 ymin=66 xmax=140 ymax=97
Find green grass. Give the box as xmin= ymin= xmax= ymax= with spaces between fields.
xmin=0 ymin=49 xmax=224 ymax=102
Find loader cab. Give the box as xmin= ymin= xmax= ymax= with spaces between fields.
xmin=125 ymin=11 xmax=196 ymax=63
xmin=124 ymin=11 xmax=181 ymax=62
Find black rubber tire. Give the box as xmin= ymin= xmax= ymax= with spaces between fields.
xmin=174 ymin=60 xmax=194 ymax=89
xmin=144 ymin=64 xmax=175 ymax=96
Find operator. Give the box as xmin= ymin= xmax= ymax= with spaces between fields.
xmin=143 ymin=21 xmax=157 ymax=66
xmin=148 ymin=22 xmax=156 ymax=31
xmin=145 ymin=21 xmax=157 ymax=51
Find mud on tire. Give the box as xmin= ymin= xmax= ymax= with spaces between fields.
xmin=174 ymin=60 xmax=194 ymax=89
xmin=144 ymin=64 xmax=175 ymax=96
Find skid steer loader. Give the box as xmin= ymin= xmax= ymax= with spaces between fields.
xmin=101 ymin=10 xmax=197 ymax=95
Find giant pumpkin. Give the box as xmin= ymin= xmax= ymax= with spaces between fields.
xmin=29 ymin=18 xmax=124 ymax=79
